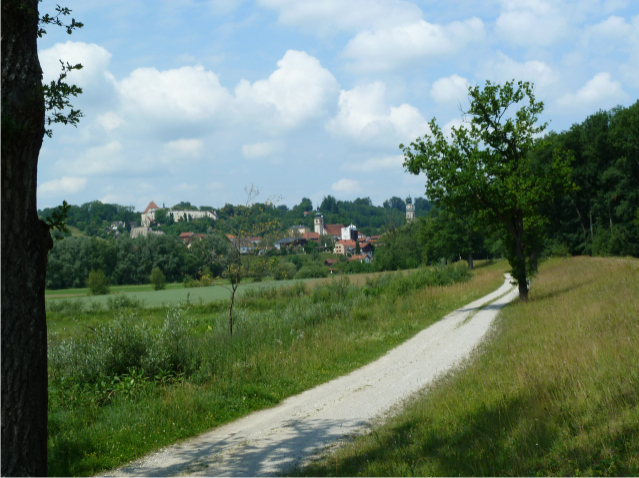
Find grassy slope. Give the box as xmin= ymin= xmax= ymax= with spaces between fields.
xmin=47 ymin=262 xmax=508 ymax=476
xmin=295 ymin=257 xmax=639 ymax=477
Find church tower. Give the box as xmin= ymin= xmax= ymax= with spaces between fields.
xmin=314 ymin=212 xmax=325 ymax=235
xmin=406 ymin=196 xmax=415 ymax=223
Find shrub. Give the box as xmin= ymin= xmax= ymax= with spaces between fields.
xmin=150 ymin=267 xmax=166 ymax=290
xmin=106 ymin=294 xmax=144 ymax=310
xmin=87 ymin=269 xmax=109 ymax=295
xmin=274 ymin=261 xmax=297 ymax=280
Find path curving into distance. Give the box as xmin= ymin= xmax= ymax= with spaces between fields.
xmin=106 ymin=274 xmax=518 ymax=477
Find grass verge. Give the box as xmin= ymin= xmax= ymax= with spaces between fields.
xmin=292 ymin=256 xmax=639 ymax=477
xmin=47 ymin=262 xmax=507 ymax=476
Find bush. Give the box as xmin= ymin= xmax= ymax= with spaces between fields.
xmin=87 ymin=269 xmax=109 ymax=295
xmin=150 ymin=267 xmax=166 ymax=290
xmin=274 ymin=261 xmax=297 ymax=280
xmin=106 ymin=294 xmax=144 ymax=310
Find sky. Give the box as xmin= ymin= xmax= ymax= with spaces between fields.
xmin=36 ymin=0 xmax=639 ymax=212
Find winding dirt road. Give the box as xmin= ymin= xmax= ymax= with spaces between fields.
xmin=106 ymin=274 xmax=517 ymax=477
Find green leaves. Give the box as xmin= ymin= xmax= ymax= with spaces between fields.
xmin=42 ymin=61 xmax=84 ymax=137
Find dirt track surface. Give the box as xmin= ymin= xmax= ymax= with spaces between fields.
xmin=106 ymin=274 xmax=517 ymax=477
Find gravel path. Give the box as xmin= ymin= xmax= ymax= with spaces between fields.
xmin=106 ymin=274 xmax=517 ymax=477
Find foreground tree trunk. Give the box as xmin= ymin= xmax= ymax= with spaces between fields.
xmin=1 ymin=1 xmax=52 ymax=475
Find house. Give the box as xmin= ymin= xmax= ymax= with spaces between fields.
xmin=289 ymin=225 xmax=310 ymax=236
xmin=179 ymin=232 xmax=195 ymax=245
xmin=302 ymin=231 xmax=320 ymax=242
xmin=313 ymin=212 xmax=343 ymax=239
xmin=274 ymin=237 xmax=307 ymax=251
xmin=226 ymin=235 xmax=263 ymax=253
xmin=334 ymin=239 xmax=356 ymax=256
xmin=348 ymin=254 xmax=370 ymax=263
xmin=341 ymin=224 xmax=358 ymax=241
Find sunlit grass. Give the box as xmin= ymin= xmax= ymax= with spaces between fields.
xmin=46 ymin=261 xmax=507 ymax=476
xmin=294 ymin=257 xmax=639 ymax=477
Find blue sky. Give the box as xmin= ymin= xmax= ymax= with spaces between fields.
xmin=36 ymin=0 xmax=639 ymax=212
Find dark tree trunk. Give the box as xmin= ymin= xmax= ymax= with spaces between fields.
xmin=513 ymin=213 xmax=528 ymax=301
xmin=467 ymin=251 xmax=473 ymax=270
xmin=2 ymin=1 xmax=52 ymax=475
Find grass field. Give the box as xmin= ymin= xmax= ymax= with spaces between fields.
xmin=293 ymin=256 xmax=639 ymax=477
xmin=46 ymin=261 xmax=508 ymax=476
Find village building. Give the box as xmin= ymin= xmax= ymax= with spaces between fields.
xmin=141 ymin=200 xmax=217 ymax=227
xmin=130 ymin=226 xmax=164 ymax=239
xmin=289 ymin=225 xmax=310 ymax=236
xmin=334 ymin=239 xmax=356 ymax=256
xmin=313 ymin=212 xmax=343 ymax=240
xmin=406 ymin=195 xmax=415 ymax=222
xmin=349 ymin=254 xmax=371 ymax=263
xmin=341 ymin=224 xmax=358 ymax=241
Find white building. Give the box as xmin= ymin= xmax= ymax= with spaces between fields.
xmin=341 ymin=224 xmax=358 ymax=241
xmin=141 ymin=200 xmax=217 ymax=227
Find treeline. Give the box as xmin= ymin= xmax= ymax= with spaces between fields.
xmin=377 ymin=101 xmax=639 ymax=269
xmin=539 ymin=101 xmax=639 ymax=256
xmin=45 ymin=235 xmax=226 ymax=289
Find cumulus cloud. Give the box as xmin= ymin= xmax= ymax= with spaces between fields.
xmin=557 ymin=72 xmax=628 ymax=109
xmin=430 ymin=74 xmax=470 ymax=105
xmin=118 ymin=65 xmax=232 ymax=124
xmin=55 ymin=141 xmax=152 ymax=177
xmin=495 ymin=0 xmax=568 ymax=47
xmin=235 ymin=50 xmax=339 ymax=129
xmin=342 ymin=155 xmax=404 ymax=172
xmin=343 ymin=18 xmax=484 ymax=71
xmin=257 ymin=0 xmax=422 ymax=35
xmin=485 ymin=52 xmax=558 ymax=89
xmin=39 ymin=41 xmax=113 ymax=87
xmin=327 ymin=82 xmax=428 ymax=145
xmin=332 ymin=178 xmax=361 ymax=193
xmin=38 ymin=176 xmax=87 ymax=196
xmin=241 ymin=140 xmax=285 ymax=159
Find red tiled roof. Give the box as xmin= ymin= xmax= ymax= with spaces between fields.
xmin=349 ymin=254 xmax=368 ymax=261
xmin=144 ymin=201 xmax=159 ymax=214
xmin=324 ymin=224 xmax=344 ymax=236
xmin=336 ymin=239 xmax=356 ymax=248
xmin=302 ymin=232 xmax=320 ymax=240
xmin=179 ymin=232 xmax=194 ymax=238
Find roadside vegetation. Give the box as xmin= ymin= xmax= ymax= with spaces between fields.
xmin=293 ymin=256 xmax=639 ymax=477
xmin=46 ymin=261 xmax=507 ymax=476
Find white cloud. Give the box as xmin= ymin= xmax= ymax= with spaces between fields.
xmin=495 ymin=0 xmax=568 ymax=47
xmin=97 ymin=112 xmax=124 ymax=132
xmin=332 ymin=178 xmax=361 ymax=193
xmin=234 ymin=50 xmax=339 ymax=129
xmin=342 ymin=155 xmax=404 ymax=172
xmin=343 ymin=18 xmax=484 ymax=71
xmin=118 ymin=65 xmax=233 ymax=123
xmin=557 ymin=72 xmax=628 ymax=109
xmin=486 ymin=52 xmax=558 ymax=89
xmin=38 ymin=176 xmax=87 ymax=196
xmin=430 ymin=74 xmax=470 ymax=105
xmin=55 ymin=141 xmax=148 ymax=176
xmin=241 ymin=140 xmax=285 ymax=159
xmin=327 ymin=82 xmax=428 ymax=145
xmin=257 ymin=0 xmax=422 ymax=35
xmin=39 ymin=41 xmax=112 ymax=87
xmin=442 ymin=118 xmax=467 ymax=139
xmin=163 ymin=139 xmax=203 ymax=159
